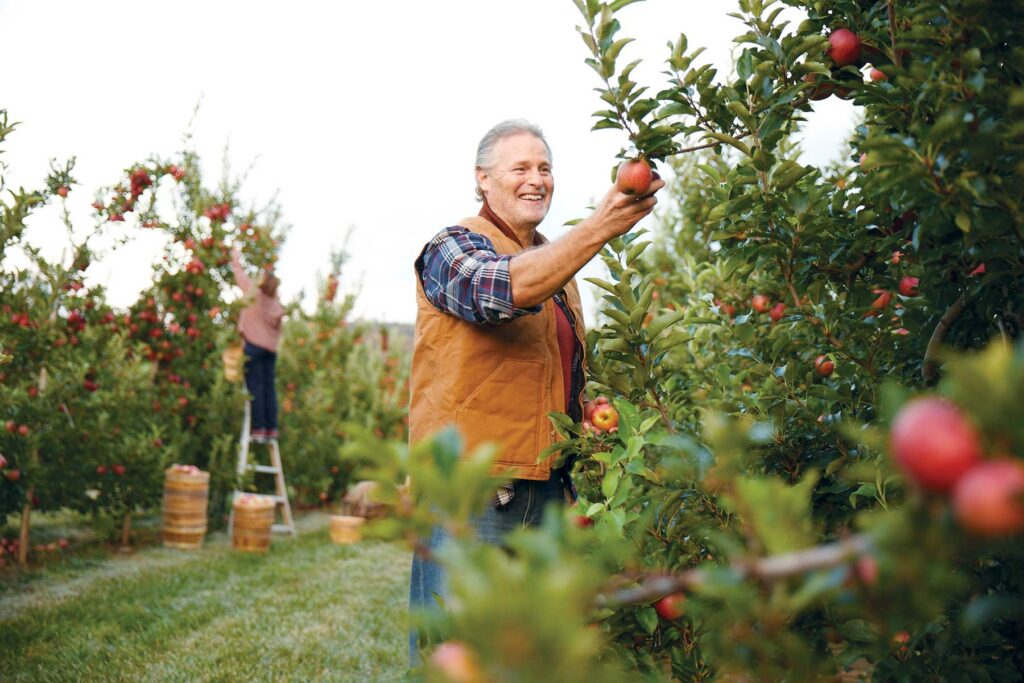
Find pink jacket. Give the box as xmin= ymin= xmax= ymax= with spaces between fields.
xmin=231 ymin=252 xmax=285 ymax=352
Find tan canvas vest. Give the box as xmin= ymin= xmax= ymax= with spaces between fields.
xmin=409 ymin=216 xmax=587 ymax=480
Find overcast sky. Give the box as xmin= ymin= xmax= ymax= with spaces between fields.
xmin=1 ymin=0 xmax=857 ymax=325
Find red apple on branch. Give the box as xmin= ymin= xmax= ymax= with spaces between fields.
xmin=827 ymin=28 xmax=861 ymax=67
xmin=615 ymin=158 xmax=653 ymax=196
xmin=898 ymin=277 xmax=919 ymax=297
xmin=751 ymin=294 xmax=770 ymax=313
xmin=953 ymin=459 xmax=1024 ymax=537
xmin=769 ymin=302 xmax=786 ymax=324
xmin=890 ymin=398 xmax=982 ymax=492
xmin=4 ymin=469 xmax=21 ymax=482
xmin=814 ymin=355 xmax=835 ymax=377
xmin=654 ymin=592 xmax=686 ymax=620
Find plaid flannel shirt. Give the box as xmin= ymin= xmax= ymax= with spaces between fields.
xmin=415 ymin=227 xmax=584 ymax=507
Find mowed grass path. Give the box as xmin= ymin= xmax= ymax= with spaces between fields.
xmin=0 ymin=514 xmax=411 ymax=682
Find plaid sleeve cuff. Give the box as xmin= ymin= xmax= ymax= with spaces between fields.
xmin=417 ymin=227 xmax=542 ymax=325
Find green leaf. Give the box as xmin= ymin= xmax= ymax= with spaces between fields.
xmin=584 ymin=277 xmax=620 ymax=296
xmin=602 ymin=467 xmax=622 ymax=500
xmin=731 ymin=473 xmax=818 ymax=554
xmin=644 ymin=311 xmax=686 ymax=340
xmin=955 ymin=211 xmax=972 ymax=233
xmin=636 ymin=606 xmax=659 ymax=635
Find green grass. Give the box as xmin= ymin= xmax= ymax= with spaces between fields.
xmin=0 ymin=513 xmax=411 ymax=682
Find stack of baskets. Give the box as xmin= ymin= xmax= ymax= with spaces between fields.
xmin=162 ymin=465 xmax=209 ymax=549
xmin=232 ymin=493 xmax=276 ymax=553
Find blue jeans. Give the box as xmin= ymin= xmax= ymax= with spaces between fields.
xmin=408 ymin=474 xmax=565 ymax=665
xmin=243 ymin=341 xmax=278 ymax=432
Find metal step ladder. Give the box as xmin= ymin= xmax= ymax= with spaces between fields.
xmin=229 ymin=401 xmax=296 ymax=536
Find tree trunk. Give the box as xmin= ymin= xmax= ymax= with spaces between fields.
xmin=17 ymin=497 xmax=32 ymax=566
xmin=119 ymin=511 xmax=133 ymax=552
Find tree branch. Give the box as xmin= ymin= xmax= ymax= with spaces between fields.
xmin=922 ymin=292 xmax=970 ymax=384
xmin=887 ymin=0 xmax=901 ymax=69
xmin=597 ymin=534 xmax=872 ymax=607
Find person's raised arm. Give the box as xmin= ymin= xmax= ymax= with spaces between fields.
xmin=508 ymin=179 xmax=665 ymax=308
xmin=230 ymin=247 xmax=253 ymax=296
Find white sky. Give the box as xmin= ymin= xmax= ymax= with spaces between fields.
xmin=0 ymin=0 xmax=857 ymax=325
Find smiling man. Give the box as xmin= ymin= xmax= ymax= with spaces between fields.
xmin=407 ymin=119 xmax=664 ymax=662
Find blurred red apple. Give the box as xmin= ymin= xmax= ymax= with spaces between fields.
xmin=654 ymin=592 xmax=686 ymax=620
xmin=953 ymin=459 xmax=1024 ymax=537
xmin=429 ymin=641 xmax=483 ymax=683
xmin=890 ymin=398 xmax=982 ymax=492
xmin=898 ymin=277 xmax=919 ymax=297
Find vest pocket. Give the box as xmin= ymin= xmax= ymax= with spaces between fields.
xmin=455 ymin=359 xmax=544 ymax=470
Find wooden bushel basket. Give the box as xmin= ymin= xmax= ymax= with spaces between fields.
xmin=232 ymin=494 xmax=276 ymax=553
xmin=330 ymin=515 xmax=365 ymax=545
xmin=162 ymin=467 xmax=210 ymax=549
xmin=222 ymin=343 xmax=244 ymax=383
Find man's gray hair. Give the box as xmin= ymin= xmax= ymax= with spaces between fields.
xmin=474 ymin=119 xmax=552 ymax=201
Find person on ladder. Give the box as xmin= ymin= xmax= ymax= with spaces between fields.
xmin=231 ymin=247 xmax=285 ymax=442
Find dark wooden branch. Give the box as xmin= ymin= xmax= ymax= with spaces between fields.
xmin=597 ymin=534 xmax=872 ymax=607
xmin=922 ymin=292 xmax=970 ymax=384
xmin=887 ymin=0 xmax=901 ymax=68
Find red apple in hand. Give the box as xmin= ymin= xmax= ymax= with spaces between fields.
xmin=590 ymin=404 xmax=619 ymax=433
xmin=751 ymin=294 xmax=770 ymax=313
xmin=827 ymin=28 xmax=861 ymax=67
xmin=953 ymin=459 xmax=1024 ymax=537
xmin=429 ymin=641 xmax=483 ymax=683
xmin=814 ymin=355 xmax=835 ymax=377
xmin=616 ymin=158 xmax=653 ymax=196
xmin=898 ymin=277 xmax=919 ymax=297
xmin=890 ymin=398 xmax=982 ymax=492
xmin=654 ymin=592 xmax=686 ymax=620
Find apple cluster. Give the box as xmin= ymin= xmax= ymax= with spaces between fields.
xmin=890 ymin=397 xmax=1024 ymax=537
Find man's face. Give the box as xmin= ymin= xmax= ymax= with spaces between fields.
xmin=476 ymin=133 xmax=553 ymax=232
